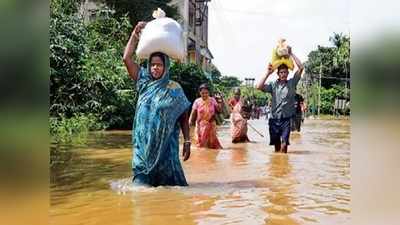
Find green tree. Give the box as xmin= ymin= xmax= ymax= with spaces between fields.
xmin=213 ymin=76 xmax=242 ymax=96
xmin=220 ymin=76 xmax=242 ymax=88
xmin=50 ymin=0 xmax=138 ymax=133
xmin=50 ymin=0 xmax=88 ymax=117
xmin=96 ymin=0 xmax=179 ymax=24
xmin=240 ymin=87 xmax=269 ymax=106
xmin=303 ymin=32 xmax=350 ymax=115
xmin=330 ymin=33 xmax=350 ymax=83
xmin=50 ymin=0 xmax=81 ymax=16
xmin=209 ymin=63 xmax=222 ymax=83
xmin=80 ymin=12 xmax=137 ymax=129
xmin=170 ymin=62 xmax=210 ymax=103
xmin=304 ymin=32 xmax=350 ymax=88
xmin=320 ymin=86 xmax=345 ymax=114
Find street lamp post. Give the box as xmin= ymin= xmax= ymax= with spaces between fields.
xmin=244 ymin=78 xmax=255 ymax=94
xmin=250 ymin=78 xmax=255 ymax=96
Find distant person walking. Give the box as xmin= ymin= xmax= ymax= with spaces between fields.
xmin=230 ymin=93 xmax=251 ymax=143
xmin=291 ymin=93 xmax=305 ymax=132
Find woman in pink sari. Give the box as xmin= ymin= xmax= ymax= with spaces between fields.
xmin=231 ymin=96 xmax=251 ymax=143
xmin=189 ymin=84 xmax=223 ymax=149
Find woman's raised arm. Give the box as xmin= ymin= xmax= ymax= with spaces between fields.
xmin=123 ymin=22 xmax=146 ymax=80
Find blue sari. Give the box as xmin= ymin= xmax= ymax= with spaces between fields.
xmin=132 ymin=54 xmax=191 ymax=186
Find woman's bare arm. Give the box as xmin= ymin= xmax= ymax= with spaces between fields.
xmin=189 ymin=108 xmax=197 ymax=126
xmin=179 ymin=111 xmax=190 ymax=141
xmin=179 ymin=111 xmax=191 ymax=161
xmin=122 ymin=22 xmax=146 ymax=80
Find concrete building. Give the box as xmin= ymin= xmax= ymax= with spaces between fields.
xmin=79 ymin=0 xmax=105 ymax=22
xmin=80 ymin=0 xmax=214 ymax=70
xmin=171 ymin=0 xmax=213 ymax=71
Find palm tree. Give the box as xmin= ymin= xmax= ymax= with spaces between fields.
xmin=329 ymin=32 xmax=349 ymax=48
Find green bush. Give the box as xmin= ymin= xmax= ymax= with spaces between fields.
xmin=170 ymin=62 xmax=211 ymax=103
xmin=80 ymin=11 xmax=137 ymax=129
xmin=239 ymin=86 xmax=269 ymax=106
xmin=50 ymin=114 xmax=105 ymax=142
xmin=50 ymin=0 xmax=88 ymax=118
xmin=50 ymin=1 xmax=138 ymax=134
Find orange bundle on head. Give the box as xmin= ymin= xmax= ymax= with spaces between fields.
xmin=271 ymin=38 xmax=294 ymax=70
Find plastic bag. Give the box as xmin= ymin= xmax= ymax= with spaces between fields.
xmin=271 ymin=38 xmax=294 ymax=70
xmin=136 ymin=8 xmax=184 ymax=60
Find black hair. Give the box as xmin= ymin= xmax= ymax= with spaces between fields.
xmin=277 ymin=64 xmax=289 ymax=72
xmin=198 ymin=83 xmax=209 ymax=92
xmin=149 ymin=52 xmax=166 ymax=66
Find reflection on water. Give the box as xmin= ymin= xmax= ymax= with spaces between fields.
xmin=50 ymin=119 xmax=350 ymax=225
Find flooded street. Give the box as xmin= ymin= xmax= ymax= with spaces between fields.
xmin=50 ymin=119 xmax=350 ymax=225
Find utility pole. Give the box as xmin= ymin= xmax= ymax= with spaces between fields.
xmin=305 ymin=73 xmax=309 ymax=118
xmin=318 ymin=62 xmax=322 ymax=118
xmin=250 ymin=78 xmax=255 ymax=96
xmin=344 ymin=63 xmax=348 ymax=98
xmin=244 ymin=77 xmax=255 ymax=92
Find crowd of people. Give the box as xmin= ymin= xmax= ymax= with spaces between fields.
xmin=123 ymin=21 xmax=307 ymax=187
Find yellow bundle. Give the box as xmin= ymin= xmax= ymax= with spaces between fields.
xmin=271 ymin=38 xmax=294 ymax=70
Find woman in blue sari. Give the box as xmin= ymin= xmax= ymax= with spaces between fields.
xmin=123 ymin=22 xmax=191 ymax=186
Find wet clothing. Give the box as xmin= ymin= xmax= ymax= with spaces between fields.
xmin=263 ymin=76 xmax=301 ymax=119
xmin=192 ymin=97 xmax=223 ymax=149
xmin=230 ymin=100 xmax=250 ymax=143
xmin=132 ymin=54 xmax=191 ymax=187
xmin=228 ymin=98 xmax=240 ymax=110
xmin=262 ymin=75 xmax=301 ymax=145
xmin=291 ymin=94 xmax=304 ymax=132
xmin=269 ymin=117 xmax=291 ymax=145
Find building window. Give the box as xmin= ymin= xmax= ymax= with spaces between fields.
xmin=89 ymin=9 xmax=97 ymax=21
xmin=202 ymin=7 xmax=208 ymax=42
xmin=187 ymin=38 xmax=196 ymax=63
xmin=189 ymin=0 xmax=196 ymax=34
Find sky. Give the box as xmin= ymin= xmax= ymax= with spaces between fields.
xmin=207 ymin=0 xmax=350 ymax=81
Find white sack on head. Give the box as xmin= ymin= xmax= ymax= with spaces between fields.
xmin=136 ymin=8 xmax=184 ymax=60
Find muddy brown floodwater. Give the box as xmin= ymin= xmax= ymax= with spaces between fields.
xmin=50 ymin=119 xmax=350 ymax=225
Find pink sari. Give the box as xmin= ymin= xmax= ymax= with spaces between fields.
xmin=230 ymin=101 xmax=250 ymax=143
xmin=192 ymin=97 xmax=223 ymax=149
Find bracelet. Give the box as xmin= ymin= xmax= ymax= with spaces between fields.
xmin=184 ymin=140 xmax=191 ymax=144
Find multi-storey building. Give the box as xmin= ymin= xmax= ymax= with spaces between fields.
xmin=80 ymin=0 xmax=214 ymax=70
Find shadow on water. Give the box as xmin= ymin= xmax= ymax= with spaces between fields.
xmin=288 ymin=150 xmax=314 ymax=155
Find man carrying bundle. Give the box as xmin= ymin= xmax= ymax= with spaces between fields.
xmin=256 ymin=45 xmax=304 ymax=153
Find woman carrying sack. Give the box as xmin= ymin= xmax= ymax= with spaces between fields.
xmin=123 ymin=21 xmax=191 ymax=187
